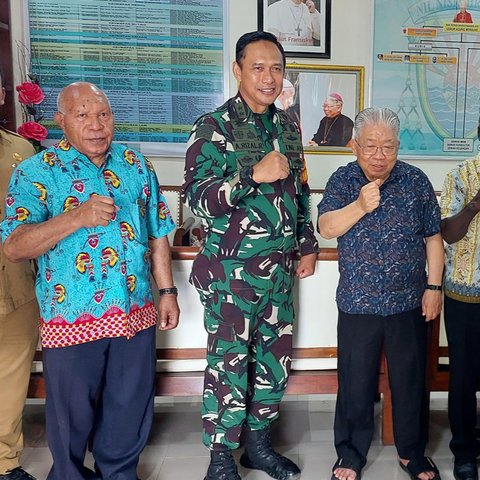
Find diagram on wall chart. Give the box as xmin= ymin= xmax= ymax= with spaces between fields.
xmin=27 ymin=0 xmax=226 ymax=156
xmin=372 ymin=0 xmax=480 ymax=158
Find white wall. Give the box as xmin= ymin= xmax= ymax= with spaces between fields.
xmin=228 ymin=0 xmax=456 ymax=191
xmin=8 ymin=0 xmax=458 ymax=190
xmin=9 ymin=0 xmax=451 ymax=360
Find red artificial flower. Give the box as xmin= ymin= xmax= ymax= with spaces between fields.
xmin=16 ymin=81 xmax=45 ymax=105
xmin=18 ymin=121 xmax=48 ymax=141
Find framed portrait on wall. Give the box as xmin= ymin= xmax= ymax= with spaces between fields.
xmin=275 ymin=64 xmax=364 ymax=154
xmin=258 ymin=0 xmax=331 ymax=58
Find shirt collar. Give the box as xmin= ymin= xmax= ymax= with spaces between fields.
xmin=52 ymin=138 xmax=113 ymax=168
xmin=352 ymin=159 xmax=406 ymax=185
xmin=233 ymin=92 xmax=276 ymax=123
xmin=0 ymin=127 xmax=15 ymax=145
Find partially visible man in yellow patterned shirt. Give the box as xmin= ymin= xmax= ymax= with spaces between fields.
xmin=441 ymin=154 xmax=480 ymax=480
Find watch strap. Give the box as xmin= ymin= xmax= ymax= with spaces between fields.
xmin=159 ymin=286 xmax=178 ymax=296
xmin=239 ymin=166 xmax=260 ymax=188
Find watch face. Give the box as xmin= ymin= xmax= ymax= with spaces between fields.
xmin=240 ymin=166 xmax=252 ymax=180
xmin=240 ymin=165 xmax=259 ymax=187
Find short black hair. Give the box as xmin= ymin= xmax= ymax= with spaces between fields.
xmin=235 ymin=31 xmax=286 ymax=69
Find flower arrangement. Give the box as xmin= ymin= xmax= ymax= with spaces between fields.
xmin=16 ymin=42 xmax=48 ymax=150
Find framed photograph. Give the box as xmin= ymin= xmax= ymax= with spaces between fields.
xmin=275 ymin=64 xmax=364 ymax=154
xmin=258 ymin=0 xmax=331 ymax=58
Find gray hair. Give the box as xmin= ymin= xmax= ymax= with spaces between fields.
xmin=352 ymin=107 xmax=400 ymax=141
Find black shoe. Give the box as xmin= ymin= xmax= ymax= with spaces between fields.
xmin=0 ymin=468 xmax=37 ymax=480
xmin=239 ymin=426 xmax=300 ymax=480
xmin=204 ymin=449 xmax=241 ymax=480
xmin=454 ymin=462 xmax=478 ymax=480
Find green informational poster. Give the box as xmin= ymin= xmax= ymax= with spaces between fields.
xmin=372 ymin=0 xmax=480 ymax=158
xmin=27 ymin=0 xmax=226 ymax=154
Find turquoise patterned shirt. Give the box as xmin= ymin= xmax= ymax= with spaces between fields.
xmin=0 ymin=140 xmax=174 ymax=348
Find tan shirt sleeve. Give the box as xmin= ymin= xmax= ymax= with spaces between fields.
xmin=0 ymin=129 xmax=37 ymax=315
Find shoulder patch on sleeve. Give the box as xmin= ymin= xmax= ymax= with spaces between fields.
xmin=194 ymin=123 xmax=216 ymax=141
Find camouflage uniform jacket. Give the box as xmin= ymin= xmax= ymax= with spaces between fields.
xmin=183 ymin=94 xmax=318 ymax=295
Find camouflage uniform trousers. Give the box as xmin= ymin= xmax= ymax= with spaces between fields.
xmin=199 ymin=267 xmax=294 ymax=450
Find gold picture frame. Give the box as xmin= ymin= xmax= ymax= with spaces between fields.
xmin=278 ymin=64 xmax=364 ymax=155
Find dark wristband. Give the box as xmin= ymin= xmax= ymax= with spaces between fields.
xmin=425 ymin=284 xmax=442 ymax=291
xmin=239 ymin=166 xmax=260 ymax=188
xmin=159 ymin=286 xmax=178 ymax=296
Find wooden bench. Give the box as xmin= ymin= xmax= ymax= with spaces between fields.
xmin=27 ymin=247 xmax=397 ymax=445
xmin=427 ymin=315 xmax=449 ymax=392
xmin=27 ymin=346 xmax=395 ymax=445
xmin=25 ymin=310 xmax=452 ymax=453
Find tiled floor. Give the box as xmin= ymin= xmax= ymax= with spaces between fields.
xmin=20 ymin=394 xmax=465 ymax=480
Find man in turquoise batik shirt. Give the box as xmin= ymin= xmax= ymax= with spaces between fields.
xmin=1 ymin=82 xmax=180 ymax=480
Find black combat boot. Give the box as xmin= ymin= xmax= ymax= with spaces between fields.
xmin=240 ymin=426 xmax=301 ymax=480
xmin=204 ymin=448 xmax=241 ymax=480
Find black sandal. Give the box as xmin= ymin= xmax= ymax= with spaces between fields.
xmin=331 ymin=458 xmax=362 ymax=480
xmin=399 ymin=456 xmax=441 ymax=480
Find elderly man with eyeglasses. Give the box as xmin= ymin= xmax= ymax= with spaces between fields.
xmin=318 ymin=107 xmax=444 ymax=480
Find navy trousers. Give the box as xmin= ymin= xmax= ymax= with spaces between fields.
xmin=334 ymin=307 xmax=428 ymax=470
xmin=43 ymin=326 xmax=156 ymax=480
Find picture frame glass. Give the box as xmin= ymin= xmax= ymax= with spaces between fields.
xmin=26 ymin=0 xmax=229 ymax=157
xmin=276 ymin=65 xmax=364 ymax=154
xmin=372 ymin=0 xmax=480 ymax=159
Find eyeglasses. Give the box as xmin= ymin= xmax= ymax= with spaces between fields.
xmin=355 ymin=141 xmax=398 ymax=156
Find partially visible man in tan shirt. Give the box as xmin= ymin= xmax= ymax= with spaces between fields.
xmin=0 ymin=69 xmax=39 ymax=480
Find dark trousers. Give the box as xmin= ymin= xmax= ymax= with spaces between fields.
xmin=43 ymin=327 xmax=156 ymax=480
xmin=334 ymin=307 xmax=428 ymax=469
xmin=444 ymin=296 xmax=480 ymax=464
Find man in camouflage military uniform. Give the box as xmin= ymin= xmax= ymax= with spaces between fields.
xmin=183 ymin=31 xmax=318 ymax=480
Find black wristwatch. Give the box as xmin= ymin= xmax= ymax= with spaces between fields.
xmin=159 ymin=286 xmax=178 ymax=296
xmin=239 ymin=166 xmax=260 ymax=188
xmin=425 ymin=284 xmax=442 ymax=291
